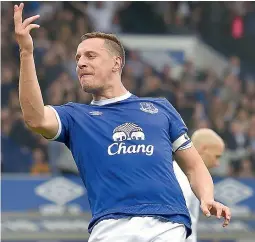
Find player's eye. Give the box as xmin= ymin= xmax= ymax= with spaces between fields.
xmin=75 ymin=55 xmax=80 ymax=62
xmin=86 ymin=52 xmax=97 ymax=59
xmin=88 ymin=54 xmax=96 ymax=59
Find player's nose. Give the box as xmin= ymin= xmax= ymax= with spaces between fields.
xmin=77 ymin=57 xmax=88 ymax=69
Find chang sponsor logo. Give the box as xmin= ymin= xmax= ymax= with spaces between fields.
xmin=108 ymin=123 xmax=154 ymax=156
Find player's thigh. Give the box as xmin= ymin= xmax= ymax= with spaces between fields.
xmin=151 ymin=223 xmax=186 ymax=242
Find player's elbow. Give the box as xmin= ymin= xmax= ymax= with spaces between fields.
xmin=23 ymin=115 xmax=45 ymax=132
xmin=24 ymin=118 xmax=54 ymax=139
xmin=23 ymin=107 xmax=59 ymax=139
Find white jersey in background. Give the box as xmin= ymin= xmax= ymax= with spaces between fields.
xmin=173 ymin=161 xmax=200 ymax=242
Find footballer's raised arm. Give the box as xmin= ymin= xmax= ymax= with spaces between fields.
xmin=14 ymin=3 xmax=59 ymax=139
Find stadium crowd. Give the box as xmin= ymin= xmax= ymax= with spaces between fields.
xmin=2 ymin=2 xmax=255 ymax=177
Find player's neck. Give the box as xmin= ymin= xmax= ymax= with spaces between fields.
xmin=92 ymin=83 xmax=129 ymax=101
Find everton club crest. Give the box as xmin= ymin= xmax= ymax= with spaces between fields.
xmin=140 ymin=102 xmax=158 ymax=114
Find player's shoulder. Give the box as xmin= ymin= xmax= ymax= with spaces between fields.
xmin=137 ymin=96 xmax=167 ymax=103
xmin=52 ymin=102 xmax=91 ymax=112
xmin=135 ymin=96 xmax=172 ymax=107
xmin=58 ymin=102 xmax=89 ymax=108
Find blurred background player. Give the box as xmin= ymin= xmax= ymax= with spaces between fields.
xmin=13 ymin=3 xmax=231 ymax=242
xmin=174 ymin=128 xmax=225 ymax=242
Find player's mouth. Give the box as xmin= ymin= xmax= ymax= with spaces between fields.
xmin=80 ymin=73 xmax=93 ymax=79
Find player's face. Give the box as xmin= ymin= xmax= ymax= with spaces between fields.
xmin=201 ymin=143 xmax=225 ymax=169
xmin=75 ymin=38 xmax=115 ymax=94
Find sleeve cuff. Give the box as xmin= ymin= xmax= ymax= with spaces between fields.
xmin=45 ymin=105 xmax=62 ymax=141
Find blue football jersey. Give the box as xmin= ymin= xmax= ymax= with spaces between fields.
xmin=48 ymin=92 xmax=192 ymax=237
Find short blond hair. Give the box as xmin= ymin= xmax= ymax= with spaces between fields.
xmin=81 ymin=32 xmax=125 ymax=69
xmin=191 ymin=128 xmax=225 ymax=148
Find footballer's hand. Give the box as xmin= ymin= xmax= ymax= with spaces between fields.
xmin=14 ymin=3 xmax=40 ymax=53
xmin=200 ymin=199 xmax=231 ymax=227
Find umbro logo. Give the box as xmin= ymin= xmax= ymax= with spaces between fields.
xmin=89 ymin=111 xmax=102 ymax=116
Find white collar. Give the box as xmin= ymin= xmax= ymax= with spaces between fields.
xmin=91 ymin=92 xmax=132 ymax=106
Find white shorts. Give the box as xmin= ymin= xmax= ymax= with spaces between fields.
xmin=88 ymin=216 xmax=187 ymax=242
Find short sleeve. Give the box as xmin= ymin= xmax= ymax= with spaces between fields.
xmin=163 ymin=99 xmax=192 ymax=152
xmin=46 ymin=103 xmax=73 ymax=145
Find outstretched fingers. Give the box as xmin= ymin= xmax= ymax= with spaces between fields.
xmin=14 ymin=3 xmax=24 ymax=28
xmin=26 ymin=24 xmax=40 ymax=32
xmin=23 ymin=15 xmax=40 ymax=28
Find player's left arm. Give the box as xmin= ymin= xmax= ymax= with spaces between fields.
xmin=175 ymin=146 xmax=213 ymax=206
xmin=175 ymin=147 xmax=231 ymax=227
xmin=163 ymin=98 xmax=231 ymax=227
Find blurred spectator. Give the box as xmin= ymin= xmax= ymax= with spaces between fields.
xmin=224 ymin=56 xmax=241 ymax=77
xmin=2 ymin=107 xmax=13 ymax=137
xmin=238 ymin=158 xmax=254 ymax=178
xmin=48 ymin=142 xmax=78 ymax=175
xmin=86 ymin=2 xmax=123 ymax=33
xmin=140 ymin=66 xmax=163 ymax=97
xmin=2 ymin=65 xmax=16 ymax=107
xmin=126 ymin=51 xmax=145 ymax=79
xmin=248 ymin=126 xmax=255 ymax=167
xmin=31 ymin=148 xmax=50 ymax=175
xmin=226 ymin=121 xmax=249 ymax=151
xmin=225 ymin=121 xmax=250 ymax=173
xmin=118 ymin=2 xmax=167 ymax=34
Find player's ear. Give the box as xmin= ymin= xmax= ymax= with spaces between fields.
xmin=199 ymin=144 xmax=207 ymax=153
xmin=112 ymin=56 xmax=122 ymax=73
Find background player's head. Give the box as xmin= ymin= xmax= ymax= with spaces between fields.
xmin=191 ymin=128 xmax=225 ymax=169
xmin=75 ymin=32 xmax=125 ymax=94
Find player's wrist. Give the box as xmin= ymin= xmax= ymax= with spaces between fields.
xmin=19 ymin=48 xmax=34 ymax=57
xmin=200 ymin=197 xmax=215 ymax=204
